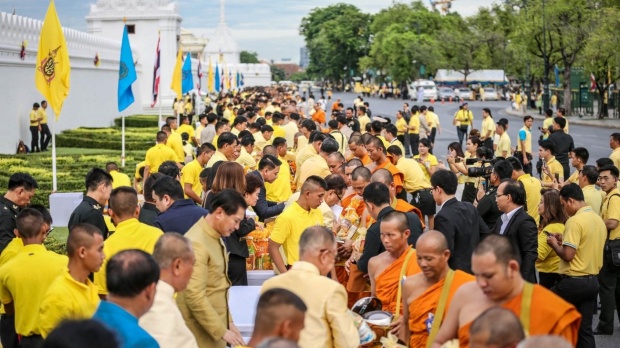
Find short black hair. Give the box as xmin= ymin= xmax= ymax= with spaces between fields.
xmin=272 ymin=137 xmax=287 ymax=148
xmin=384 ymin=124 xmax=398 ymax=137
xmin=197 ymin=143 xmax=216 ymax=156
xmin=419 ymin=138 xmax=432 ymax=148
xmin=362 ymin=182 xmax=390 ymax=206
xmin=599 ymin=164 xmax=620 ymax=178
xmin=300 ymin=119 xmax=316 ymax=131
xmin=261 ymin=125 xmax=274 ymax=133
xmin=16 ymin=208 xmax=44 ymax=239
xmin=596 ymin=157 xmax=614 ymax=169
xmin=523 ymin=115 xmax=533 ymax=122
xmin=571 ymin=147 xmax=589 ymax=164
xmin=217 ymin=132 xmax=239 ymax=149
xmin=29 ymin=204 xmax=52 ymax=225
xmin=539 ymin=139 xmax=555 ymax=154
xmin=501 ymin=180 xmax=526 ymax=206
xmin=152 ymin=175 xmax=184 ymax=201
xmin=106 ymin=249 xmax=160 ymax=298
xmin=158 ymin=160 xmax=180 ymax=179
xmin=67 ymin=223 xmax=103 ymax=257
xmin=506 ymin=156 xmax=523 ymax=172
xmin=258 ymin=155 xmax=282 ymax=171
xmin=241 ymin=135 xmax=256 ymax=147
xmin=109 ymin=187 xmax=139 ymax=218
xmin=611 ymin=133 xmax=620 ymax=143
xmin=211 ymin=189 xmax=248 ymax=215
xmin=386 ymin=145 xmax=403 ymax=157
xmin=85 ymin=168 xmax=112 ymax=192
xmin=559 ymin=183 xmax=584 ymax=202
xmin=320 ymin=138 xmax=339 ymax=154
xmin=431 ymin=170 xmax=457 ymax=195
xmin=581 ymin=165 xmax=598 ymax=184
xmin=238 ymin=130 xmax=252 ymax=140
xmin=554 ymin=116 xmax=566 ymax=129
xmin=328 ymin=119 xmax=338 ymax=130
xmin=143 ymin=173 xmax=162 ymax=202
xmin=493 ymin=160 xmax=514 ymax=181
xmin=43 ymin=319 xmax=119 ymax=348
xmin=7 ymin=173 xmax=38 ymax=191
xmin=156 ymin=131 xmax=167 ymax=142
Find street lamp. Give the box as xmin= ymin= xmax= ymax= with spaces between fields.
xmin=542 ymin=0 xmax=550 ymax=111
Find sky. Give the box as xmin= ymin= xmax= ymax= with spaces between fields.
xmin=2 ymin=0 xmax=498 ymax=62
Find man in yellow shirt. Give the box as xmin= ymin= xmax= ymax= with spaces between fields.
xmin=408 ymin=109 xmax=420 ymax=156
xmin=541 ymin=109 xmax=554 ymax=140
xmin=266 ymin=138 xmax=292 ymax=202
xmin=609 ymin=133 xmax=620 ymax=170
xmin=230 ymin=116 xmax=248 ymax=136
xmin=182 ymin=143 xmax=214 ymax=204
xmin=479 ymin=107 xmax=496 ymax=149
xmin=495 ymin=121 xmax=511 ymax=158
xmin=177 ymin=116 xmax=197 ymax=146
xmin=516 ymin=115 xmax=534 ymax=175
xmin=506 ymin=157 xmax=542 ymax=225
xmin=39 ymin=224 xmax=103 ymax=338
xmin=29 ymin=103 xmax=41 ymax=153
xmin=207 ymin=132 xmax=239 ymax=168
xmin=0 ymin=208 xmax=68 ymax=347
xmin=253 ymin=125 xmax=273 ymax=153
xmin=565 ymin=147 xmax=588 ymax=185
xmin=357 ymin=106 xmax=371 ymax=133
xmin=453 ymin=103 xmax=473 ymax=147
xmin=578 ymin=165 xmax=604 ymax=215
xmin=163 ymin=120 xmax=186 ymax=163
xmin=384 ymin=124 xmax=405 ymax=155
xmin=539 ymin=139 xmax=564 ymax=188
xmin=38 ymin=100 xmax=52 ymax=151
xmin=223 ymin=103 xmax=234 ymax=121
xmin=328 ymin=120 xmax=347 ymax=155
xmin=236 ymin=135 xmax=257 ymax=171
xmin=143 ymin=132 xmax=180 ymax=182
xmin=268 ymin=176 xmax=326 ymax=273
xmin=387 ymin=145 xmax=431 ymax=195
xmin=94 ymin=187 xmax=163 ymax=296
xmin=297 ymin=138 xmax=337 ymax=189
xmin=106 ymin=162 xmax=131 ymax=189
xmin=271 ymin=113 xmax=287 ymax=139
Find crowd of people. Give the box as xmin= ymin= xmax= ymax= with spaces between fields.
xmin=3 ymin=86 xmax=620 ymax=348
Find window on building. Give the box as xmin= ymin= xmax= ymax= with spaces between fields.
xmin=127 ymin=25 xmax=136 ymax=34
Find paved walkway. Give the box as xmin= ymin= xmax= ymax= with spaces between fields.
xmin=505 ymin=107 xmax=620 ymax=129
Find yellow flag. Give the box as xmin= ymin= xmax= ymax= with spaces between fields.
xmin=35 ymin=0 xmax=71 ymax=119
xmin=170 ymin=48 xmax=183 ymax=99
xmin=207 ymin=57 xmax=214 ymax=93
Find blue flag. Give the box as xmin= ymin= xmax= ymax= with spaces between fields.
xmin=554 ymin=65 xmax=560 ymax=87
xmin=214 ymin=62 xmax=220 ymax=92
xmin=182 ymin=52 xmax=194 ymax=95
xmin=118 ymin=25 xmax=137 ymax=112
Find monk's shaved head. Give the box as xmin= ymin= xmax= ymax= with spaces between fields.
xmin=364 ymin=136 xmax=385 ymax=152
xmin=474 ymin=234 xmax=521 ymax=267
xmin=381 ymin=211 xmax=408 ymax=233
xmin=345 ymin=158 xmax=362 ymax=169
xmin=416 ymin=230 xmax=449 ymax=253
xmin=348 ymin=135 xmax=364 ymax=146
xmin=299 ymin=226 xmax=335 ymax=256
xmin=351 ymin=166 xmax=372 ymax=182
xmin=371 ymin=168 xmax=393 ymax=185
xmin=470 ymin=307 xmax=525 ymax=348
xmin=517 ymin=335 xmax=571 ymax=348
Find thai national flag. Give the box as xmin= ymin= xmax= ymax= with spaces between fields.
xmin=151 ymin=34 xmax=161 ymax=108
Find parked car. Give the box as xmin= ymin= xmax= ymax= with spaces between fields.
xmin=410 ymin=80 xmax=438 ymax=101
xmin=483 ymin=87 xmax=500 ymax=101
xmin=438 ymin=87 xmax=456 ymax=101
xmin=457 ymin=87 xmax=473 ymax=101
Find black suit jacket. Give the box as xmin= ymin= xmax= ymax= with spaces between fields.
xmin=491 ymin=207 xmax=538 ymax=283
xmin=434 ymin=198 xmax=490 ymax=274
xmin=249 ymin=170 xmax=284 ymax=221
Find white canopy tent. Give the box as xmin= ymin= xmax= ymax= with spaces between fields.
xmin=434 ymin=69 xmax=508 ymax=85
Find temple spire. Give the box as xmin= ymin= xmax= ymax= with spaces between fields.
xmin=219 ymin=0 xmax=225 ymax=24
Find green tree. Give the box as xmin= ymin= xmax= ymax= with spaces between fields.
xmin=300 ymin=3 xmax=371 ymax=83
xmin=289 ymin=71 xmax=310 ymax=83
xmin=240 ymin=51 xmax=260 ymax=64
xmin=270 ymin=65 xmax=286 ymax=82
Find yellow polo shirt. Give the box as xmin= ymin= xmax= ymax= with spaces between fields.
xmin=481 ymin=116 xmax=495 ymax=139
xmin=297 ymin=136 xmax=309 ymax=151
xmin=542 ymin=157 xmax=564 ymax=183
xmin=177 ymin=124 xmax=195 ymax=139
xmin=253 ymin=132 xmax=269 ymax=152
xmin=29 ymin=110 xmax=39 ymax=126
xmin=389 ymin=139 xmax=405 ymax=155
xmin=37 ymin=108 xmax=48 ymax=124
xmin=413 ymin=154 xmax=438 ymax=181
xmin=396 ymin=157 xmax=431 ymax=192
xmin=270 ymin=202 xmax=324 ymax=265
xmin=454 ymin=109 xmax=473 ymax=125
xmin=396 ymin=118 xmax=407 ymax=135
xmin=602 ymin=188 xmax=620 ymax=240
xmin=181 ymin=159 xmax=204 ymax=199
xmin=495 ymin=132 xmax=511 ymax=158
xmin=408 ymin=113 xmax=420 ymax=135
xmin=566 ymin=170 xmax=579 ymax=184
xmin=0 ymin=238 xmax=23 ymax=267
xmin=358 ymin=115 xmax=371 ymax=133
xmin=39 ymin=271 xmax=100 ymax=338
xmin=536 ymin=223 xmax=564 ymax=273
xmin=272 ymin=125 xmax=286 ymax=139
xmin=583 ymin=185 xmax=604 ymax=216
xmin=559 ymin=206 xmax=606 ymax=276
xmin=166 ymin=131 xmax=185 ymax=162
xmin=610 ymin=147 xmax=620 ymax=171
xmin=236 ymin=147 xmax=257 ymax=171
xmin=542 ymin=117 xmax=554 ymax=139
xmin=135 ymin=161 xmax=145 ymax=180
xmin=297 ymin=154 xmax=330 ymax=190
xmin=206 ymin=150 xmax=228 ymax=168
xmin=377 ymin=136 xmax=390 ymax=150
xmin=295 ymin=144 xmax=318 ymax=171
xmin=266 ymin=157 xmax=292 ymax=202
xmin=109 ymin=170 xmax=131 ymax=189
xmin=517 ymin=173 xmax=541 ymax=226
xmin=94 ymin=218 xmax=163 ymax=295
xmin=0 ymin=244 xmax=67 ymax=336
xmin=145 ymin=144 xmax=178 ymax=173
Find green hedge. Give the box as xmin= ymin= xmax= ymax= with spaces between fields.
xmin=113 ymin=115 xmax=162 ymax=128
xmin=56 ymin=135 xmax=153 ymax=151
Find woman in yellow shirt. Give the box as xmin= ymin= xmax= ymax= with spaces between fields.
xmin=414 ymin=138 xmax=438 ymax=181
xmin=395 ymin=111 xmax=408 ymax=150
xmin=537 ymin=189 xmax=567 ymax=289
xmin=446 ymin=142 xmax=468 ymax=201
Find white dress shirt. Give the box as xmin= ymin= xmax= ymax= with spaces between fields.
xmin=499 ymin=206 xmax=522 ymax=235
xmin=139 ymin=281 xmax=199 ymax=348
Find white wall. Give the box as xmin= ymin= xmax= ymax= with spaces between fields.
xmin=0 ymin=12 xmax=142 ymax=155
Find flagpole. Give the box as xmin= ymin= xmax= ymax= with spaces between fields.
xmin=158 ymin=97 xmax=162 ymax=127
xmin=121 ymin=114 xmax=126 ymax=168
xmin=51 ymin=112 xmax=57 ymax=192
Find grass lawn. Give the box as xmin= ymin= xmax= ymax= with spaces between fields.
xmin=49 ymin=226 xmax=69 ymax=243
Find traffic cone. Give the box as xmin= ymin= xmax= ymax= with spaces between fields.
xmin=441 ymin=98 xmax=445 ymax=104
xmin=449 ymin=97 xmax=453 ymax=103
xmin=431 ymin=98 xmax=435 ymax=104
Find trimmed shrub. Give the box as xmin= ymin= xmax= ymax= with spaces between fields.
xmin=113 ymin=115 xmax=162 ymax=128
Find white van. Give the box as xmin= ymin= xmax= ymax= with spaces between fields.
xmin=410 ymin=80 xmax=438 ymax=101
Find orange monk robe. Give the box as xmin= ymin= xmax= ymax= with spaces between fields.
xmin=456 ymin=283 xmax=581 ymax=348
xmin=360 ymin=154 xmax=372 ymax=166
xmin=375 ymin=247 xmax=422 ymax=314
xmin=408 ymin=270 xmax=474 ymax=348
xmin=373 ymin=161 xmax=404 ymax=194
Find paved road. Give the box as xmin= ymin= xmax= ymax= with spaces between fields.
xmin=329 ymin=92 xmax=620 ymax=347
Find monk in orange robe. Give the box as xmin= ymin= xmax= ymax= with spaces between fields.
xmin=368 ymin=211 xmax=422 ymax=337
xmin=364 ymin=136 xmax=404 ymax=194
xmin=431 ymin=235 xmax=581 ymax=348
xmin=348 ymin=135 xmax=372 ymax=165
xmin=371 ymin=168 xmax=424 ymax=228
xmin=402 ymin=231 xmax=474 ymax=348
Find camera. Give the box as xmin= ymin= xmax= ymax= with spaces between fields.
xmin=466 ymin=158 xmax=499 ymax=178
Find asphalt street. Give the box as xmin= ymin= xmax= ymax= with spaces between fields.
xmin=329 ymin=92 xmax=620 ymax=347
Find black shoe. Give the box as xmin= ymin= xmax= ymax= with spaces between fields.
xmin=593 ymin=328 xmax=613 ymax=335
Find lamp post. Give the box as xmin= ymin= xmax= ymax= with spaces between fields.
xmin=542 ymin=0 xmax=550 ymax=111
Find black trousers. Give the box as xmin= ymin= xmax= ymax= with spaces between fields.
xmin=551 ymin=276 xmax=599 ymax=348
xmin=228 ymin=254 xmax=248 ymax=286
xmin=461 ymin=183 xmax=477 ymax=203
xmin=538 ymin=272 xmax=560 ymax=289
xmin=397 ymin=135 xmax=406 ymax=153
xmin=597 ymin=247 xmax=620 ymax=332
xmin=560 ymin=160 xmax=570 ymax=180
xmin=29 ymin=126 xmax=39 ymax=152
xmin=409 ymin=134 xmax=420 ymax=156
xmin=0 ymin=314 xmax=18 ymax=348
xmin=40 ymin=124 xmax=51 ymax=151
xmin=20 ymin=335 xmax=43 ymax=348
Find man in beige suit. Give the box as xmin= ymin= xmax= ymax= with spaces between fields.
xmin=177 ymin=189 xmax=248 ymax=348
xmin=261 ymin=226 xmax=360 ymax=348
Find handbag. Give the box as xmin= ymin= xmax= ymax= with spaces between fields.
xmin=608 ymin=239 xmax=620 ymax=267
